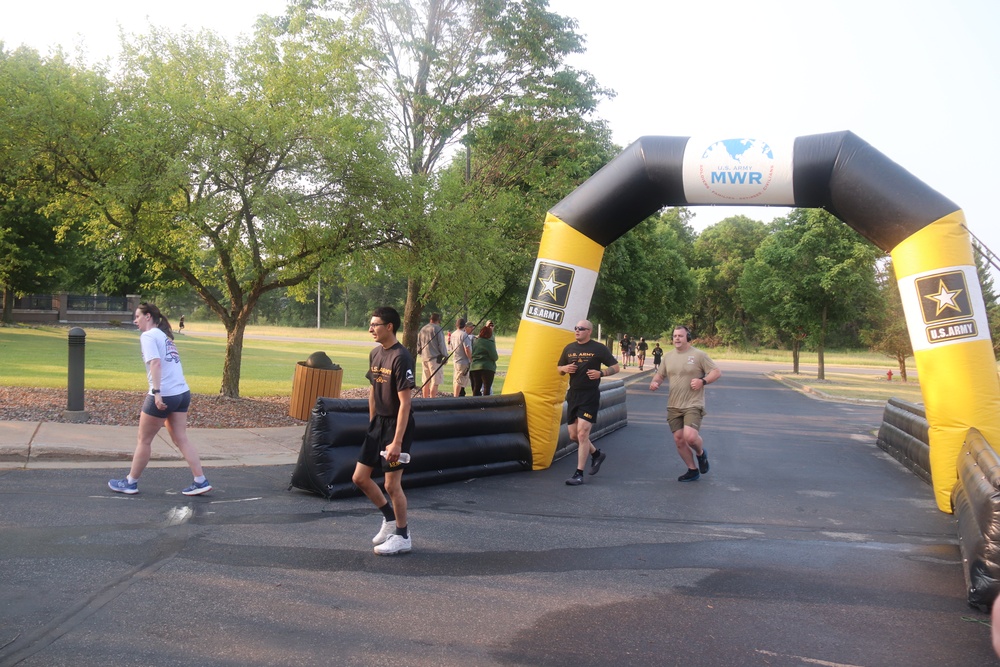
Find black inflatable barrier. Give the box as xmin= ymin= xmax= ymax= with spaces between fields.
xmin=290 ymin=393 xmax=533 ymax=498
xmin=553 ymin=379 xmax=628 ymax=462
xmin=952 ymin=428 xmax=1000 ymax=610
xmin=876 ymin=398 xmax=931 ymax=484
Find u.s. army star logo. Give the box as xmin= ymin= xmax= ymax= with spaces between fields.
xmin=915 ymin=271 xmax=972 ymax=323
xmin=530 ymin=263 xmax=573 ymax=308
xmin=914 ymin=270 xmax=978 ymax=345
xmin=525 ymin=262 xmax=574 ymax=326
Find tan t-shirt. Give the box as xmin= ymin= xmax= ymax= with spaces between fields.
xmin=657 ymin=347 xmax=718 ymax=410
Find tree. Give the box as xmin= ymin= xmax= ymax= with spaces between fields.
xmin=590 ymin=209 xmax=695 ymax=336
xmin=689 ymin=215 xmax=768 ymax=346
xmin=0 ymin=48 xmax=102 ymax=321
xmin=739 ymin=209 xmax=881 ymax=379
xmin=319 ymin=0 xmax=611 ymax=352
xmin=8 ymin=23 xmax=403 ymax=396
xmin=861 ymin=260 xmax=913 ymax=381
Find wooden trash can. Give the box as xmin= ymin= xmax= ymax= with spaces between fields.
xmin=289 ymin=362 xmax=343 ymax=420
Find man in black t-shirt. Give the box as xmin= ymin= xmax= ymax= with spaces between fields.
xmin=352 ymin=306 xmax=417 ymax=556
xmin=557 ymin=319 xmax=620 ymax=486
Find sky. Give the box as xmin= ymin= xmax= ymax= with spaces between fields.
xmin=3 ymin=0 xmax=1000 ymax=263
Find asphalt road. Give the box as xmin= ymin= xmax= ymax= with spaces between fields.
xmin=0 ymin=363 xmax=994 ymax=667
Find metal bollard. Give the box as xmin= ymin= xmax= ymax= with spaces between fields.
xmin=64 ymin=327 xmax=89 ymax=422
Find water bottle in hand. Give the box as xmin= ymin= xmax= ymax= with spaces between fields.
xmin=380 ymin=450 xmax=411 ymax=464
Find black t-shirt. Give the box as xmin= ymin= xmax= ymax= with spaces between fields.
xmin=558 ymin=339 xmax=618 ymax=391
xmin=366 ymin=342 xmax=416 ymax=417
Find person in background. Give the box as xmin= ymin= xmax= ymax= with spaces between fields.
xmin=619 ymin=333 xmax=630 ymax=367
xmin=417 ymin=312 xmax=448 ymax=398
xmin=352 ymin=306 xmax=416 ymax=556
xmin=652 ymin=342 xmax=663 ymax=371
xmin=470 ymin=324 xmax=499 ymax=396
xmin=649 ymin=325 xmax=722 ymax=482
xmin=108 ymin=303 xmax=211 ymax=496
xmin=636 ymin=336 xmax=648 ymax=371
xmin=450 ymin=317 xmax=473 ymax=396
xmin=178 ymin=315 xmax=185 ymax=332
xmin=557 ymin=319 xmax=620 ymax=486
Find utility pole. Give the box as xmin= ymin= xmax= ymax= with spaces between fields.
xmin=316 ymin=273 xmax=321 ymax=329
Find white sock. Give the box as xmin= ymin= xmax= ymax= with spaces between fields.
xmin=194 ymin=475 xmax=206 ymax=484
xmin=127 ymin=476 xmax=138 ymax=484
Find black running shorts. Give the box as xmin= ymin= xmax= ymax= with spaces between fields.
xmin=359 ymin=413 xmax=415 ymax=472
xmin=566 ymin=389 xmax=600 ymax=424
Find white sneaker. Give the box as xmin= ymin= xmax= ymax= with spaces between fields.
xmin=372 ymin=519 xmax=396 ymax=545
xmin=373 ymin=533 xmax=412 ymax=556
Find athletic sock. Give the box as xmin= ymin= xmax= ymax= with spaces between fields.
xmin=378 ymin=502 xmax=395 ymax=521
xmin=194 ymin=475 xmax=206 ymax=484
xmin=396 ymin=525 xmax=409 ymax=539
xmin=576 ymin=469 xmax=584 ymax=476
xmin=127 ymin=476 xmax=138 ymax=484
xmin=591 ymin=449 xmax=601 ymax=460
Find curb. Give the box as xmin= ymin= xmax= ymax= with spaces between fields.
xmin=766 ymin=371 xmax=886 ymax=406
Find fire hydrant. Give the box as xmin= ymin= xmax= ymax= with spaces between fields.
xmin=887 ymin=369 xmax=893 ymax=382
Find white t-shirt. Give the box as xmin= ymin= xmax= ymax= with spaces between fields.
xmin=139 ymin=327 xmax=190 ymax=397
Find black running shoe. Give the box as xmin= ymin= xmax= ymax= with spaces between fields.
xmin=589 ymin=450 xmax=606 ymax=475
xmin=678 ymin=468 xmax=700 ymax=482
xmin=566 ymin=471 xmax=584 ymax=486
xmin=697 ymin=449 xmax=709 ymax=474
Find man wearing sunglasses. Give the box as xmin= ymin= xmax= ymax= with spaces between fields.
xmin=557 ymin=320 xmax=620 ymax=485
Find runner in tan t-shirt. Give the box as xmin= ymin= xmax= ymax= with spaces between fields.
xmin=649 ymin=325 xmax=722 ymax=482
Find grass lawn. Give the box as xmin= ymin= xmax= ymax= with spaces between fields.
xmin=1 ymin=322 xmax=931 ymax=402
xmin=772 ymin=369 xmax=924 ymax=404
xmin=0 ymin=323 xmax=513 ymax=397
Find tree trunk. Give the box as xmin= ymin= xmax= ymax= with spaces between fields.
xmin=897 ymin=353 xmax=908 ymax=382
xmin=401 ymin=276 xmax=424 ymax=357
xmin=220 ymin=314 xmax=249 ymax=398
xmin=792 ymin=340 xmax=800 ymax=374
xmin=343 ymin=283 xmax=349 ymax=327
xmin=1 ymin=288 xmax=12 ymax=324
xmin=817 ymin=304 xmax=827 ymax=381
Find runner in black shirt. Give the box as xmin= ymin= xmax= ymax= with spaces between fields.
xmin=352 ymin=306 xmax=417 ymax=556
xmin=557 ymin=319 xmax=620 ymax=486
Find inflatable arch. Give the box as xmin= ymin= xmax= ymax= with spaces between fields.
xmin=502 ymin=131 xmax=1000 ymax=513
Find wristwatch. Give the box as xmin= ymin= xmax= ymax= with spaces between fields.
xmin=151 ymin=389 xmax=160 ymax=394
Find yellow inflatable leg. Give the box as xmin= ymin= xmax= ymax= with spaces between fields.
xmin=892 ymin=210 xmax=1000 ymax=512
xmin=503 ymin=215 xmax=605 ymax=469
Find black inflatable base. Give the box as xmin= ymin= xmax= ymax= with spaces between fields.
xmin=290 ymin=393 xmax=533 ymax=499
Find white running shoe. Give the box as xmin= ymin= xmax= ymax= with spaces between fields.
xmin=372 ymin=519 xmax=396 ymax=545
xmin=374 ymin=533 xmax=412 ymax=556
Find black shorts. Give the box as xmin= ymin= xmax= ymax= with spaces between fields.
xmin=566 ymin=389 xmax=600 ymax=424
xmin=141 ymin=391 xmax=191 ymax=418
xmin=359 ymin=413 xmax=415 ymax=472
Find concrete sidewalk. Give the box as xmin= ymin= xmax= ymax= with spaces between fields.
xmin=0 ymin=365 xmax=660 ymax=470
xmin=0 ymin=421 xmax=305 ymax=470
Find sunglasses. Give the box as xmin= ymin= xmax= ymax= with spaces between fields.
xmin=573 ymin=326 xmax=591 ymax=331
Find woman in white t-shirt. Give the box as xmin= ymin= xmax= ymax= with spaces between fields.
xmin=108 ymin=303 xmax=212 ymax=496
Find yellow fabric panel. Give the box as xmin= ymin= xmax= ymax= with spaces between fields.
xmin=892 ymin=210 xmax=974 ymax=275
xmin=891 ymin=212 xmax=1000 ymax=512
xmin=503 ymin=215 xmax=606 ymax=469
xmin=538 ymin=214 xmax=605 ymax=272
xmin=916 ymin=339 xmax=1000 ymax=511
xmin=504 ymin=321 xmax=573 ymax=469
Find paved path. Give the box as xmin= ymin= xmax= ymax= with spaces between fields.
xmin=0 ymin=362 xmax=993 ymax=666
